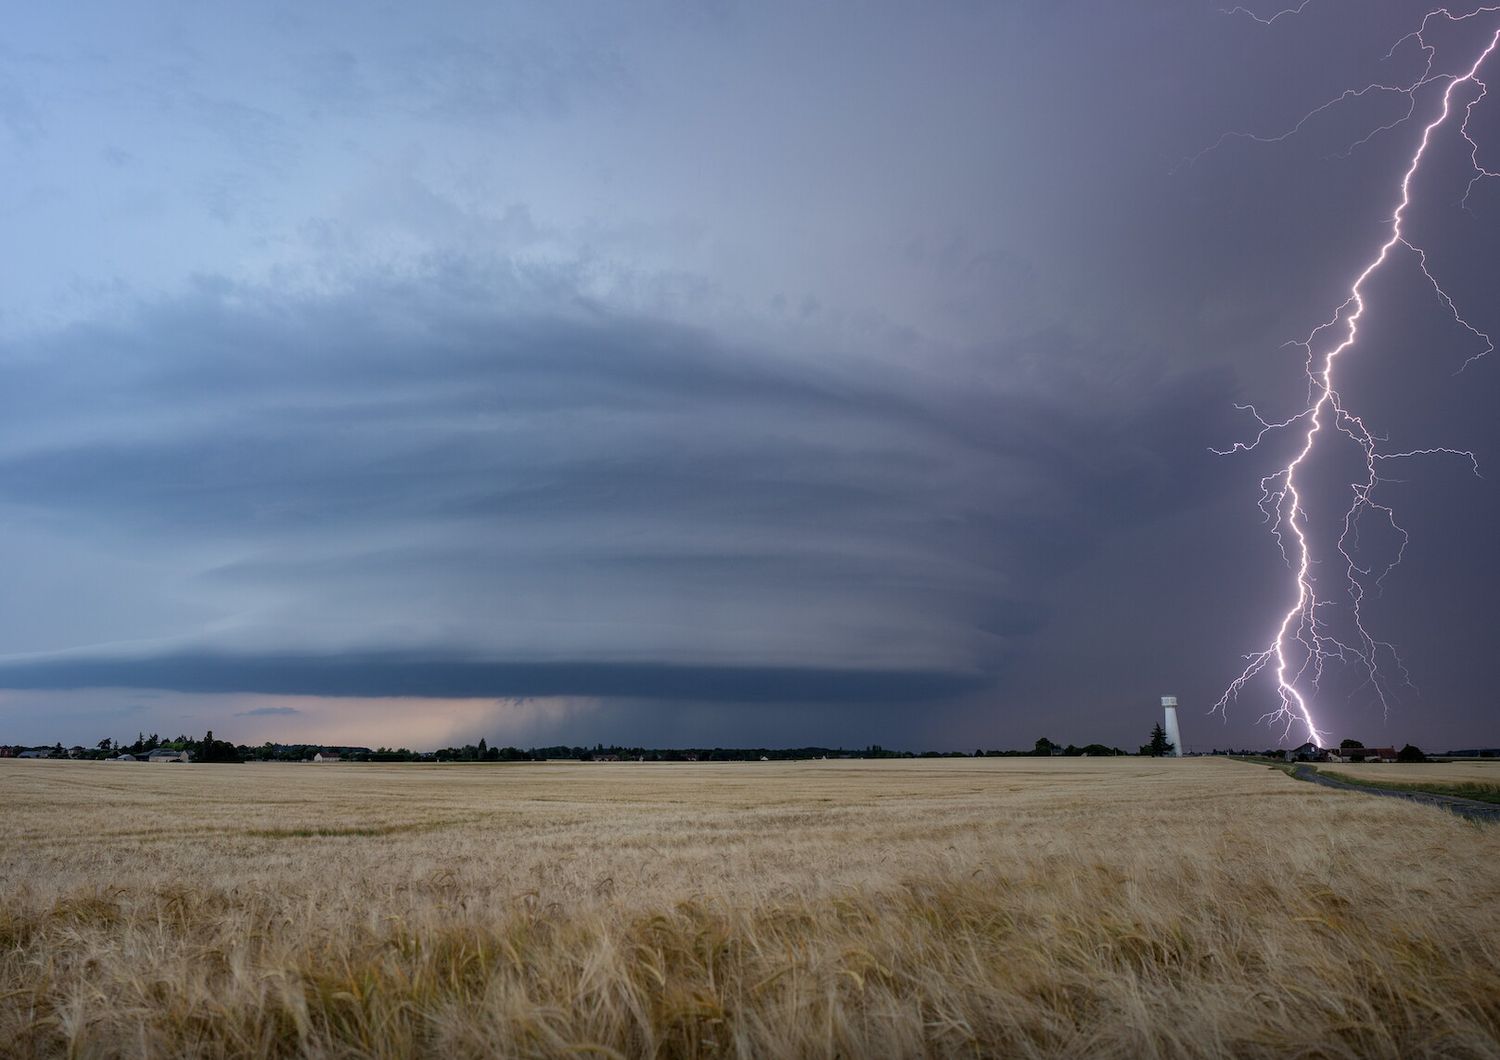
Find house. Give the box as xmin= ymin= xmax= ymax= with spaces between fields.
xmin=146 ymin=748 xmax=189 ymax=763
xmin=17 ymin=749 xmax=51 ymax=759
xmin=312 ymin=752 xmax=341 ymax=763
xmin=1284 ymin=742 xmax=1325 ymax=763
xmin=1326 ymin=746 xmax=1398 ymax=764
xmin=109 ymin=753 xmax=137 ymax=762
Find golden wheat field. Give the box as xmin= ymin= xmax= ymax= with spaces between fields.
xmin=2 ymin=757 xmax=1498 ymax=1059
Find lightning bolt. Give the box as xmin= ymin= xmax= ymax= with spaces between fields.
xmin=1219 ymin=2 xmax=1314 ymax=28
xmin=1207 ymin=4 xmax=1500 ymax=746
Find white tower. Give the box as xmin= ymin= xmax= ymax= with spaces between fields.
xmin=1161 ymin=696 xmax=1183 ymax=757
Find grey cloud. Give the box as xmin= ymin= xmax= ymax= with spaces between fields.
xmin=0 ymin=274 xmax=1237 ymax=534
xmin=0 ymin=652 xmax=988 ymax=705
xmin=0 ymin=265 xmax=1237 ymax=690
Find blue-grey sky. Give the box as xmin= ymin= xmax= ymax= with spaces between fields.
xmin=2 ymin=1 xmax=1498 ymax=751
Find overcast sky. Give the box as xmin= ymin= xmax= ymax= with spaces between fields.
xmin=2 ymin=1 xmax=1497 ymax=751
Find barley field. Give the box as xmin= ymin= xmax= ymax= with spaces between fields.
xmin=2 ymin=757 xmax=1497 ymax=1059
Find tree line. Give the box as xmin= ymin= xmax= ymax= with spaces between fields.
xmin=7 ymin=736 xmax=1139 ymax=762
xmin=8 ymin=730 xmax=1428 ymax=763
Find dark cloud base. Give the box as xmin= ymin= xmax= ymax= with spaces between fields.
xmin=0 ymin=652 xmax=989 ymax=705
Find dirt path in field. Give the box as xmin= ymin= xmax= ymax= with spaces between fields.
xmin=1291 ymin=765 xmax=1500 ymax=823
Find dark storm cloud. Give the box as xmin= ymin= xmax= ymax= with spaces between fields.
xmin=0 ymin=275 xmax=1237 ymax=536
xmin=0 ymin=263 xmax=1239 ymax=709
xmin=0 ymin=652 xmax=986 ymax=705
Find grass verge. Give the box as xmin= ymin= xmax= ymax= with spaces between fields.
xmin=1317 ymin=771 xmax=1500 ymax=805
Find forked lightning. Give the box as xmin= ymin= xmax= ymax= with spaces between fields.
xmin=1209 ymin=4 xmax=1500 ymax=744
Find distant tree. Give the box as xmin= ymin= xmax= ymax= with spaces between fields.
xmin=1397 ymin=743 xmax=1427 ymax=763
xmin=1034 ymin=737 xmax=1055 ymax=757
xmin=97 ymin=738 xmax=112 ymax=751
xmin=197 ymin=730 xmax=242 ymax=764
xmin=1340 ymin=738 xmax=1364 ymax=749
xmin=1145 ymin=723 xmax=1174 ymax=758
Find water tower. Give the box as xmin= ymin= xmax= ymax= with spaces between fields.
xmin=1161 ymin=696 xmax=1184 ymax=757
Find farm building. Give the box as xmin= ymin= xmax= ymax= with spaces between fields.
xmin=146 ymin=748 xmax=190 ymax=763
xmin=1283 ymin=742 xmax=1325 ymax=763
xmin=312 ymin=752 xmax=341 ymax=762
xmin=1327 ymin=746 xmax=1397 ymax=763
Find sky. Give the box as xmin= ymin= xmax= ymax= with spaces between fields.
xmin=2 ymin=1 xmax=1498 ymax=752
